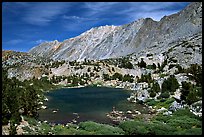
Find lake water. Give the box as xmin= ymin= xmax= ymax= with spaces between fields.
xmin=38 ymin=86 xmax=147 ymax=124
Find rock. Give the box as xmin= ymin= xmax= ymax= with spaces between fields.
xmin=163 ymin=111 xmax=172 ymax=116
xmin=136 ymin=89 xmax=150 ymax=102
xmin=72 ymin=119 xmax=77 ymax=123
xmin=28 ymin=3 xmax=202 ymax=62
xmin=190 ymin=100 xmax=202 ymax=117
xmin=18 ymin=108 xmax=24 ymax=114
xmin=134 ymin=110 xmax=141 ymax=115
xmin=191 ymin=100 xmax=202 ymax=107
xmin=127 ymin=110 xmax=132 ymax=114
xmin=52 ymin=110 xmax=57 ymax=113
xmin=157 ymin=107 xmax=167 ymax=112
xmin=127 ymin=93 xmax=137 ymax=103
xmin=41 ymin=106 xmax=47 ymax=109
xmin=44 ymin=98 xmax=48 ymax=101
xmin=38 ymin=102 xmax=43 ymax=105
xmin=16 ymin=126 xmax=24 ymax=135
xmin=169 ymin=101 xmax=183 ymax=111
xmin=2 ymin=125 xmax=10 ymax=135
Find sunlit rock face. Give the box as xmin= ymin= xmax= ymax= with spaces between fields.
xmin=29 ymin=2 xmax=202 ymax=62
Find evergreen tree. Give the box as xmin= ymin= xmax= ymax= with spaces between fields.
xmin=162 ymin=75 xmax=179 ymax=93
xmin=180 ymin=81 xmax=192 ymax=100
xmin=152 ymin=63 xmax=156 ymax=70
xmin=112 ymin=72 xmax=123 ymax=81
xmin=103 ymin=74 xmax=110 ymax=81
xmin=150 ymin=91 xmax=156 ymax=98
xmin=87 ymin=67 xmax=91 ymax=72
xmin=152 ymin=81 xmax=160 ymax=93
xmin=112 ymin=67 xmax=115 ymax=72
xmin=123 ymin=74 xmax=134 ymax=83
xmin=138 ymin=58 xmax=146 ymax=68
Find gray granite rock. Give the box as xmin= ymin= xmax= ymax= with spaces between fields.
xmin=29 ymin=2 xmax=202 ymax=62
xmin=169 ymin=101 xmax=184 ymax=111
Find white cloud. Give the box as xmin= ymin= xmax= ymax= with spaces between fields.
xmin=63 ymin=15 xmax=99 ymax=21
xmin=3 ymin=39 xmax=24 ymax=45
xmin=82 ymin=2 xmax=189 ymax=23
xmin=84 ymin=2 xmax=116 ymax=11
xmin=22 ymin=2 xmax=70 ymax=26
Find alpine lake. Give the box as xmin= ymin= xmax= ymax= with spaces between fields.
xmin=38 ymin=86 xmax=149 ymax=125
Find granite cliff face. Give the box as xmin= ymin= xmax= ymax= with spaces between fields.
xmin=29 ymin=2 xmax=202 ymax=61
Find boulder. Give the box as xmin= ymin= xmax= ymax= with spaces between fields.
xmin=163 ymin=111 xmax=172 ymax=116
xmin=41 ymin=106 xmax=47 ymax=109
xmin=157 ymin=107 xmax=167 ymax=112
xmin=136 ymin=89 xmax=149 ymax=102
xmin=169 ymin=101 xmax=183 ymax=111
xmin=127 ymin=110 xmax=132 ymax=114
xmin=190 ymin=100 xmax=202 ymax=117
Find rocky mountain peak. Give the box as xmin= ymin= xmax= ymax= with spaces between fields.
xmin=29 ymin=2 xmax=202 ymax=62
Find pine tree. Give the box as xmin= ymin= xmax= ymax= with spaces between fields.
xmin=152 ymin=81 xmax=160 ymax=93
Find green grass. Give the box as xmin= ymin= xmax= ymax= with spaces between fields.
xmin=23 ymin=116 xmax=38 ymax=126
xmin=145 ymin=98 xmax=175 ymax=109
xmin=79 ymin=121 xmax=125 ymax=135
xmin=159 ymin=73 xmax=167 ymax=78
xmin=120 ymin=108 xmax=202 ymax=135
xmin=146 ymin=99 xmax=158 ymax=106
xmin=21 ymin=107 xmax=202 ymax=135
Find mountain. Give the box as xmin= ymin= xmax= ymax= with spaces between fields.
xmin=29 ymin=2 xmax=202 ymax=62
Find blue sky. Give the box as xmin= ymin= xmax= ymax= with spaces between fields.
xmin=2 ymin=2 xmax=190 ymax=52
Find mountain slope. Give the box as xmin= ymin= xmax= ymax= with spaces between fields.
xmin=29 ymin=2 xmax=202 ymax=61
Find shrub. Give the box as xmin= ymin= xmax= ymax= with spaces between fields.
xmin=146 ymin=99 xmax=158 ymax=106
xmin=112 ymin=72 xmax=123 ymax=81
xmin=186 ymin=89 xmax=200 ymax=105
xmin=123 ymin=74 xmax=134 ymax=82
xmin=180 ymin=81 xmax=201 ymax=105
xmin=103 ymin=73 xmax=110 ymax=81
xmin=125 ymin=61 xmax=134 ymax=69
xmin=151 ymin=81 xmax=160 ymax=93
xmin=185 ymin=64 xmax=202 ymax=86
xmin=166 ymin=116 xmax=202 ymax=129
xmin=79 ymin=121 xmax=124 ymax=135
xmin=160 ymin=92 xmax=170 ymax=98
xmin=153 ymin=114 xmax=171 ymax=123
xmin=119 ymin=121 xmax=149 ymax=135
xmin=172 ymin=108 xmax=201 ymax=121
xmin=175 ymin=64 xmax=184 ymax=73
xmin=146 ymin=63 xmax=156 ymax=70
xmin=150 ymin=92 xmax=156 ymax=98
xmin=168 ymin=64 xmax=176 ymax=69
xmin=147 ymin=121 xmax=175 ymax=135
xmin=138 ymin=58 xmax=146 ymax=68
xmin=152 ymin=63 xmax=156 ymax=69
xmin=112 ymin=67 xmax=115 ymax=72
xmin=173 ymin=128 xmax=202 ymax=135
xmin=162 ymin=75 xmax=179 ymax=93
xmin=87 ymin=67 xmax=91 ymax=72
xmin=90 ymin=72 xmax=95 ymax=77
xmin=157 ymin=59 xmax=167 ymax=72
xmin=136 ymin=100 xmax=144 ymax=104
xmin=38 ymin=123 xmax=52 ymax=135
xmin=117 ymin=57 xmax=134 ymax=69
xmin=137 ymin=73 xmax=152 ymax=83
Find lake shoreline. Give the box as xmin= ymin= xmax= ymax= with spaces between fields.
xmin=37 ymin=86 xmax=146 ymax=125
